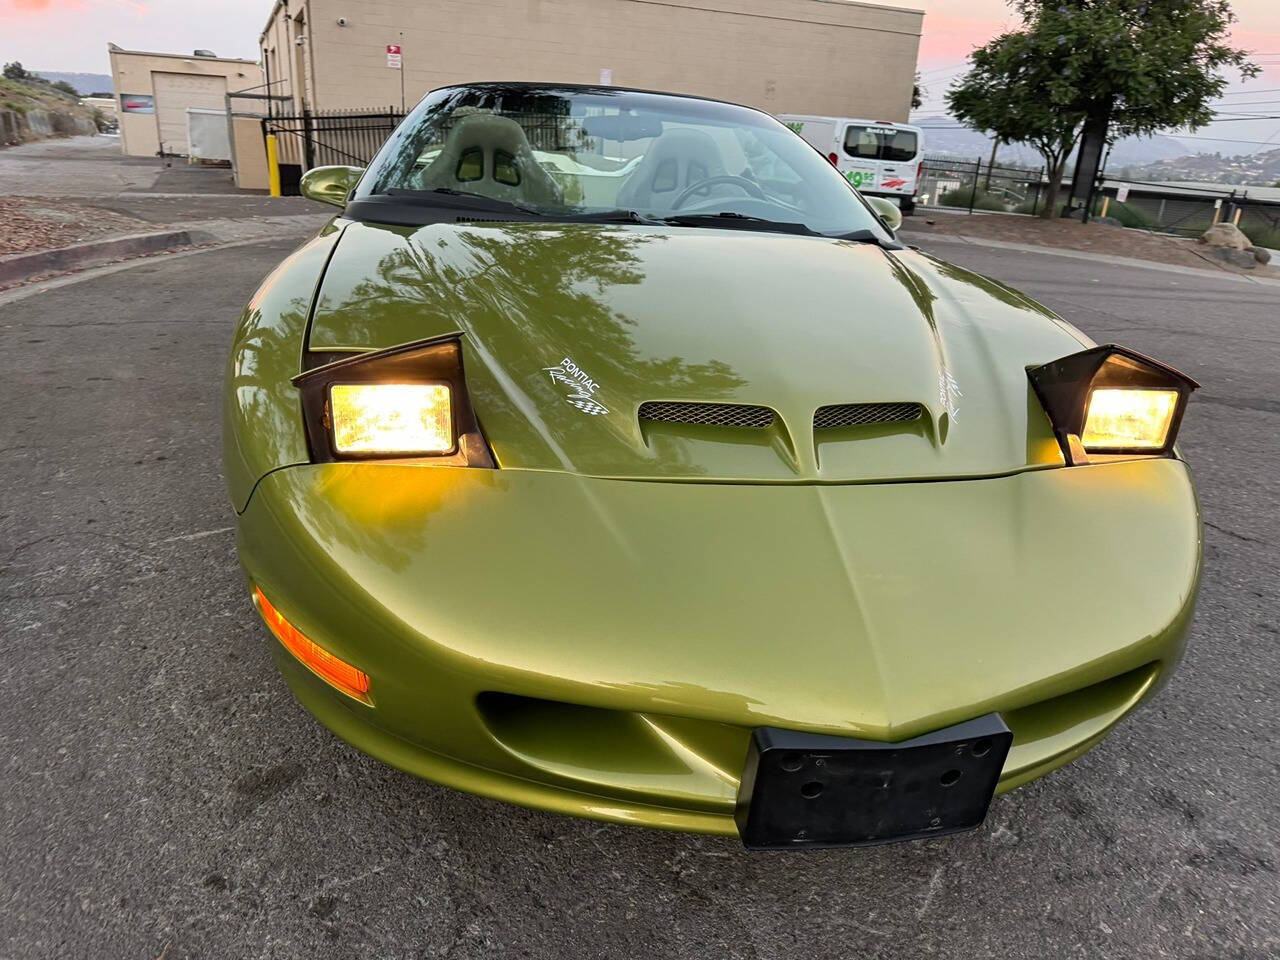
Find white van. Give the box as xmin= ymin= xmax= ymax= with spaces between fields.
xmin=778 ymin=115 xmax=924 ymax=215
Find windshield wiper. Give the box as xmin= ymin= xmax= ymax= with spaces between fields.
xmin=658 ymin=211 xmax=819 ymax=237
xmin=383 ymin=187 xmax=544 ymax=217
xmin=660 ymin=212 xmax=903 ymax=248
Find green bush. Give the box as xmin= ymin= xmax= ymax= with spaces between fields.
xmin=1012 ymin=197 xmax=1063 ymax=216
xmin=1100 ymin=200 xmax=1157 ymax=230
xmin=938 ymin=186 xmax=1008 ymax=211
xmin=1240 ymin=223 xmax=1280 ymax=250
xmin=2 ymin=99 xmax=26 ymax=114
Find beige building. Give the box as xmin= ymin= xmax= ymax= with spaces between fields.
xmin=107 ymin=45 xmax=264 ymax=157
xmin=81 ymin=96 xmax=118 ymax=127
xmin=260 ymin=0 xmax=923 ymax=120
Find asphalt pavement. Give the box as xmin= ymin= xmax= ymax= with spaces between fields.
xmin=1 ymin=228 xmax=1277 ymax=959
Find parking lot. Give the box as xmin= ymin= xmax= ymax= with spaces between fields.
xmin=2 ymin=223 xmax=1277 ymax=958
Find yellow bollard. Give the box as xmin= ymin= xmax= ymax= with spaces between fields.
xmin=1233 ymin=207 xmax=1243 ymax=226
xmin=265 ymin=134 xmax=281 ymax=197
xmin=1099 ymin=195 xmax=1110 ymax=219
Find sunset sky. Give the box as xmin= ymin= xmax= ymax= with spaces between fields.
xmin=2 ymin=0 xmax=1279 ymax=151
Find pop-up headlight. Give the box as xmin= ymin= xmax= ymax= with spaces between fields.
xmin=293 ymin=332 xmax=494 ymax=466
xmin=1027 ymin=345 xmax=1198 ymax=464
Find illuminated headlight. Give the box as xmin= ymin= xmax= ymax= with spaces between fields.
xmin=292 ymin=333 xmax=495 ymax=467
xmin=330 ymin=383 xmax=453 ymax=454
xmin=1081 ymin=388 xmax=1179 ymax=452
xmin=1028 ymin=345 xmax=1198 ymax=464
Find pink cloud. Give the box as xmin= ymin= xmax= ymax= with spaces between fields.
xmin=906 ymin=0 xmax=1280 ymax=73
xmin=1 ymin=0 xmax=148 ymax=14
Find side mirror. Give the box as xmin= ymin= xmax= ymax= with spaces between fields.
xmin=865 ymin=196 xmax=903 ymax=233
xmin=300 ymin=165 xmax=364 ymax=208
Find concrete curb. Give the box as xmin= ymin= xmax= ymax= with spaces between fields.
xmin=0 ymin=229 xmax=206 ymax=287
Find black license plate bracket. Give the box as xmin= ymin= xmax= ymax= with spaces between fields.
xmin=735 ymin=713 xmax=1012 ymax=850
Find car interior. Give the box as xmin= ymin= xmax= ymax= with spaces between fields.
xmin=415 ymin=113 xmax=782 ymax=214
xmin=414 ymin=113 xmax=565 ymax=206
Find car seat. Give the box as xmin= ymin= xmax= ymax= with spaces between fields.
xmin=615 ymin=128 xmax=727 ymax=210
xmin=416 ymin=113 xmax=564 ymax=207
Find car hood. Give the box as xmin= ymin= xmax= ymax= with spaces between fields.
xmin=307 ymin=219 xmax=1089 ymax=482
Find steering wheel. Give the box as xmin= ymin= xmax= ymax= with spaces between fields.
xmin=672 ymin=175 xmax=767 ymax=210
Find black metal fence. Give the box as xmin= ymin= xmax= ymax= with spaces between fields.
xmin=918 ymin=155 xmax=1048 ymax=215
xmin=436 ymin=110 xmax=585 ymax=153
xmin=259 ymin=107 xmax=593 ymax=195
xmin=262 ymin=107 xmax=405 ymax=193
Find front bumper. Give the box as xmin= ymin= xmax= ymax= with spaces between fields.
xmin=238 ymin=459 xmax=1201 ymax=836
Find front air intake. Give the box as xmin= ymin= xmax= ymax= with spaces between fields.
xmin=814 ymin=402 xmax=923 ymax=430
xmin=639 ymin=401 xmax=775 ymax=429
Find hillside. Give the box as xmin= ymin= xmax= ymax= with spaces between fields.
xmin=1114 ymin=148 xmax=1280 ymax=187
xmin=29 ymin=71 xmax=113 ymax=96
xmin=0 ymin=72 xmax=99 ymax=145
xmin=912 ymin=115 xmax=1191 ymax=167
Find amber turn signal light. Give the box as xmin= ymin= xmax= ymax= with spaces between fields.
xmin=252 ymin=586 xmax=371 ymax=703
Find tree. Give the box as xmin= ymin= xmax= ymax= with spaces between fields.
xmin=947 ymin=30 xmax=1086 ymax=217
xmin=1017 ymin=0 xmax=1255 ymax=138
xmin=50 ymin=80 xmax=79 ymax=97
xmin=3 ymin=61 xmax=29 ymax=80
xmin=948 ymin=0 xmax=1255 ymax=219
xmin=912 ymin=73 xmax=923 ymax=111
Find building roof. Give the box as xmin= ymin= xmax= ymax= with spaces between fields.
xmin=106 ymin=43 xmax=259 ymax=66
xmin=1104 ymin=177 xmax=1280 ymax=201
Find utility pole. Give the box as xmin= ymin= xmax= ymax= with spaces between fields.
xmin=399 ymin=30 xmax=406 ymax=113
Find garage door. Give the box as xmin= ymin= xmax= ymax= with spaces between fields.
xmin=153 ymin=71 xmax=227 ymax=156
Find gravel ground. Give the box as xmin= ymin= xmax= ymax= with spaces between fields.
xmin=0 ymin=196 xmax=151 ymax=255
xmin=0 ymin=235 xmax=1276 ymax=959
xmin=902 ymin=210 xmax=1280 ymax=279
xmin=0 ymin=137 xmax=316 ymax=257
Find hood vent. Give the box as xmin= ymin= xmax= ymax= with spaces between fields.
xmin=639 ymin=401 xmax=775 ymax=429
xmin=814 ymin=402 xmax=922 ymax=430
xmin=454 ymin=215 xmax=525 ymax=224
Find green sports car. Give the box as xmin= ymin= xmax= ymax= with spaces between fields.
xmin=224 ymin=83 xmax=1202 ymax=849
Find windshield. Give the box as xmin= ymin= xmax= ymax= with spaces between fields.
xmin=843 ymin=125 xmax=919 ymax=163
xmin=353 ymin=84 xmax=890 ymax=237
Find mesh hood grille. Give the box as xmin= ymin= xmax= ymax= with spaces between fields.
xmin=814 ymin=402 xmax=923 ymax=430
xmin=639 ymin=401 xmax=775 ymax=429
